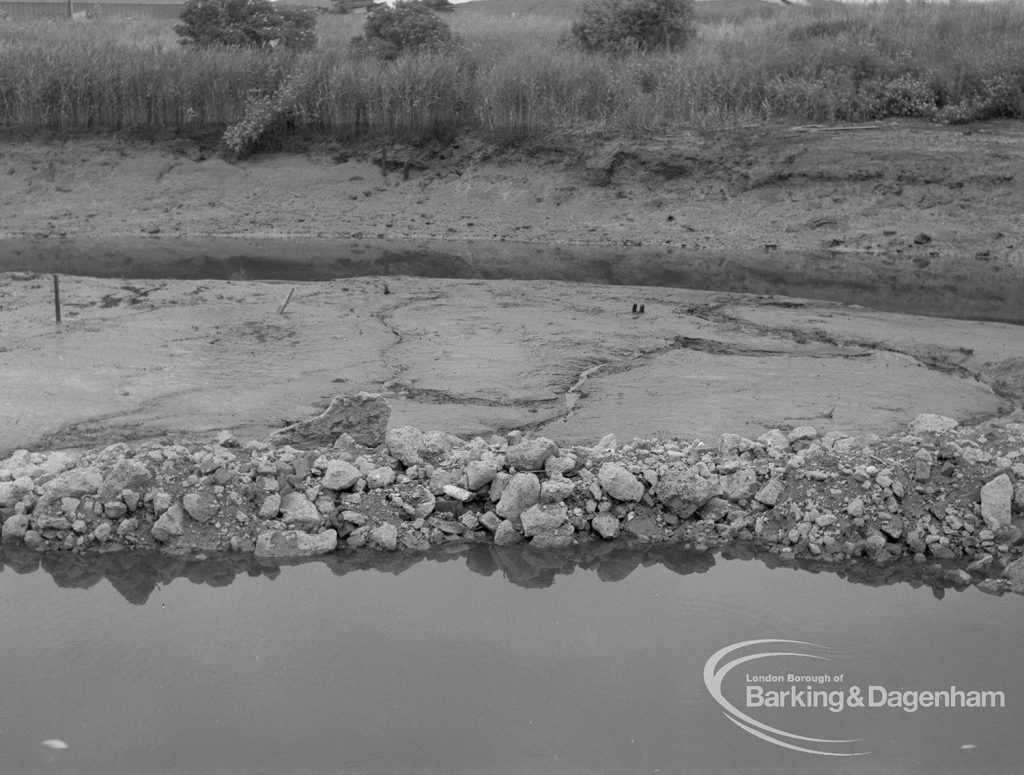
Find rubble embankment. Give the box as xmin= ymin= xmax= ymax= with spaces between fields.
xmin=2 ymin=394 xmax=1023 ymax=596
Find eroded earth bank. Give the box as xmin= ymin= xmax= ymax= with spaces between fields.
xmin=2 ymin=122 xmax=1024 ymax=594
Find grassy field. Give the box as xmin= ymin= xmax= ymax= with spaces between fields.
xmin=2 ymin=0 xmax=1024 ymax=148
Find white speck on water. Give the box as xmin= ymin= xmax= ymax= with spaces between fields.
xmin=41 ymin=739 xmax=69 ymax=750
xmin=960 ymin=744 xmax=977 ymax=750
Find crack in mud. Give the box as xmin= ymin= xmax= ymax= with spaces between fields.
xmin=393 ymin=386 xmax=558 ymax=410
xmin=669 ymin=335 xmax=873 ymax=359
xmin=564 ymin=362 xmax=609 ymax=414
xmin=368 ymin=299 xmax=412 ymax=388
xmin=675 ymin=297 xmax=1022 ymax=415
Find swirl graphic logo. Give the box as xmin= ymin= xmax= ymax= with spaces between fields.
xmin=703 ymin=639 xmax=869 ymax=757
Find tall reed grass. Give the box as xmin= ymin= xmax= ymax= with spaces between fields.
xmin=2 ymin=1 xmax=1024 ymax=144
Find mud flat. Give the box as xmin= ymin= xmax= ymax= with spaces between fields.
xmin=1 ymin=274 xmax=1021 ymax=456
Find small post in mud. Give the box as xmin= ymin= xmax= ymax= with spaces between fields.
xmin=277 ymin=287 xmax=295 ymax=315
xmin=53 ymin=274 xmax=62 ymax=325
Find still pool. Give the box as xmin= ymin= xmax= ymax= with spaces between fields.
xmin=1 ymin=545 xmax=1021 ymax=775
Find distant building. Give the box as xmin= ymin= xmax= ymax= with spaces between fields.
xmin=0 ymin=0 xmax=375 ymax=21
xmin=331 ymin=0 xmax=375 ymax=10
xmin=0 ymin=0 xmax=182 ymax=20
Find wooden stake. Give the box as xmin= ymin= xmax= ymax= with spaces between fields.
xmin=277 ymin=287 xmax=295 ymax=315
xmin=53 ymin=274 xmax=62 ymax=324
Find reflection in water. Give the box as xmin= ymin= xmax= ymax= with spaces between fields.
xmin=1 ymin=541 xmax=994 ymax=606
xmin=1 ymin=540 xmax=1021 ymax=775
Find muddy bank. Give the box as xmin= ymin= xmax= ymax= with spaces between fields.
xmin=1 ymin=122 xmax=1023 ymax=288
xmin=1 ymin=274 xmax=1020 ymax=458
xmin=2 ymin=397 xmax=1023 ymax=595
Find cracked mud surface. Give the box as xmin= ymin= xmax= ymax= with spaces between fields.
xmin=1 ymin=274 xmax=1017 ymax=457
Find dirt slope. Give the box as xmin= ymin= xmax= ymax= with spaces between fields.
xmin=1 ymin=120 xmax=1023 ymax=455
xmin=1 ymin=121 xmax=1023 ymax=273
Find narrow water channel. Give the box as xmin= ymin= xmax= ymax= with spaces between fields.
xmin=2 ymin=236 xmax=1022 ymax=324
xmin=1 ymin=547 xmax=1020 ymax=775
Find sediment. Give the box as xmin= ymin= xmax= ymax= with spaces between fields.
xmin=2 ymin=396 xmax=1023 ymax=597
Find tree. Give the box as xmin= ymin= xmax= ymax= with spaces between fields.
xmin=352 ymin=0 xmax=453 ymax=60
xmin=570 ymin=0 xmax=696 ymax=54
xmin=176 ymin=0 xmax=317 ymax=51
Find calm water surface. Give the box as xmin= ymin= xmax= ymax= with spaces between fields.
xmin=0 ymin=548 xmax=1021 ymax=775
xmin=3 ymin=236 xmax=1022 ymax=324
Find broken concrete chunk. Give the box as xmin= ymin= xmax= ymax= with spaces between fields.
xmin=268 ymin=393 xmax=391 ymax=448
xmin=255 ymin=529 xmax=338 ymax=558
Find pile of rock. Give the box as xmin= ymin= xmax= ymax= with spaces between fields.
xmin=1 ymin=394 xmax=1022 ymax=594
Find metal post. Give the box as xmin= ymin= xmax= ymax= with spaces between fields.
xmin=53 ymin=274 xmax=62 ymax=324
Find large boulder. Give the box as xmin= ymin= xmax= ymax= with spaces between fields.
xmin=322 ymin=460 xmax=361 ymax=491
xmin=280 ymin=492 xmax=322 ymax=529
xmin=365 ymin=466 xmax=396 ymax=490
xmin=387 ymin=426 xmax=424 ymax=466
xmin=182 ymin=491 xmax=219 ymax=524
xmin=981 ymin=474 xmax=1013 ymax=530
xmin=268 ymin=393 xmax=391 ymax=448
xmin=653 ymin=464 xmax=715 ymax=519
xmin=370 ymin=523 xmax=399 ymax=551
xmin=591 ymin=514 xmax=621 ymax=539
xmin=908 ymin=414 xmax=959 ymax=435
xmin=520 ymin=503 xmax=568 ymax=537
xmin=419 ymin=430 xmax=463 ymax=465
xmin=151 ymin=504 xmax=185 ymax=542
xmin=254 ymin=529 xmax=338 ymax=558
xmin=0 ymin=476 xmax=35 ymax=508
xmin=598 ymin=462 xmax=644 ymax=502
xmin=505 ymin=438 xmax=559 ymax=472
xmin=720 ymin=468 xmax=759 ymax=502
xmin=754 ymin=478 xmax=786 ymax=507
xmin=41 ymin=467 xmax=102 ymax=500
xmin=530 ymin=525 xmax=574 ymax=549
xmin=1002 ymin=557 xmax=1024 ymax=592
xmin=1 ymin=514 xmax=30 ymax=542
xmin=466 ymin=459 xmax=499 ymax=491
xmin=756 ymin=429 xmax=790 ymax=456
xmin=98 ymin=460 xmax=153 ymax=501
xmin=493 ymin=519 xmax=523 ymax=546
xmin=386 ymin=427 xmax=462 ymax=468
xmin=495 ymin=473 xmax=541 ymax=521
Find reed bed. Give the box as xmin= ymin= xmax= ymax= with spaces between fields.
xmin=2 ymin=0 xmax=1024 ymax=144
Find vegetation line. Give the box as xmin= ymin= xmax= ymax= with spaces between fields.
xmin=1 ymin=0 xmax=1024 ymax=148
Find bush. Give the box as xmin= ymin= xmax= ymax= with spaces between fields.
xmin=352 ymin=0 xmax=453 ymax=60
xmin=176 ymin=0 xmax=317 ymax=51
xmin=222 ymin=69 xmax=313 ymax=158
xmin=570 ymin=0 xmax=695 ymax=54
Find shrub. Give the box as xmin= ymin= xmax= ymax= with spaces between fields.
xmin=222 ymin=68 xmax=313 ymax=158
xmin=570 ymin=0 xmax=695 ymax=54
xmin=352 ymin=0 xmax=453 ymax=60
xmin=176 ymin=0 xmax=317 ymax=51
